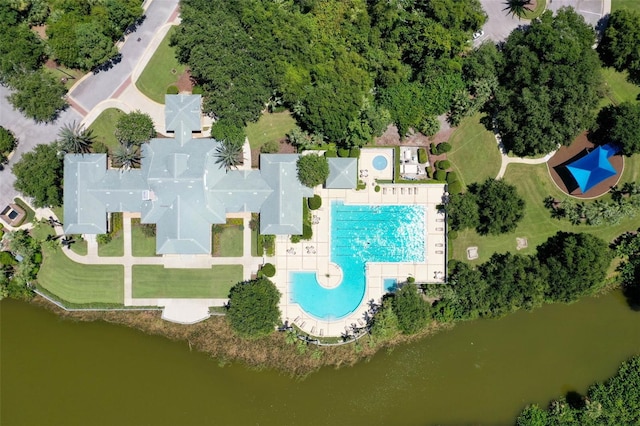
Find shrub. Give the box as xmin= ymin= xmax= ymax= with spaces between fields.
xmin=261 ymin=263 xmax=276 ymax=278
xmin=349 ymin=147 xmax=361 ymax=158
xmin=375 ymin=185 xmax=381 ymax=192
xmin=260 ymin=140 xmax=279 ymax=154
xmin=417 ymin=148 xmax=427 ymax=164
xmin=437 ymin=142 xmax=452 ymax=154
xmin=97 ymin=233 xmax=112 ymax=244
xmin=446 ymin=171 xmax=458 ymax=183
xmin=33 ymin=252 xmax=42 ymax=264
xmin=420 ymin=116 xmax=440 ymax=137
xmin=337 ymin=148 xmax=350 ymax=157
xmin=166 ymin=85 xmax=179 ymax=94
xmin=436 ymin=160 xmax=451 ymax=170
xmin=92 ymin=141 xmax=109 ymax=154
xmin=407 ymin=276 xmax=415 ymax=283
xmin=302 ymin=224 xmax=313 ymax=240
xmin=448 ymin=180 xmax=463 ymax=194
xmin=434 ymin=170 xmax=447 ymax=181
xmin=308 ymin=195 xmax=322 ymax=210
xmin=191 ymin=86 xmax=203 ymax=95
xmin=110 ymin=212 xmax=123 ymax=235
xmin=0 ymin=251 xmax=16 ymax=266
xmin=324 ymin=149 xmax=337 ymax=158
xmin=448 ymin=230 xmax=458 ymax=240
xmin=430 ymin=142 xmax=438 ymax=155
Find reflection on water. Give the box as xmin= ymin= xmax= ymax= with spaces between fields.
xmin=2 ymin=291 xmax=639 ymax=426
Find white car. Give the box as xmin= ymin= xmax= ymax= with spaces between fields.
xmin=472 ymin=30 xmax=485 ymax=40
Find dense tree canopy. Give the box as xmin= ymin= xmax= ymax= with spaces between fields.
xmin=0 ymin=13 xmax=44 ymax=83
xmin=490 ymin=8 xmax=602 ymax=157
xmin=227 ymin=277 xmax=281 ymax=338
xmin=172 ymin=0 xmax=486 ymax=146
xmin=516 ymin=356 xmax=640 ymax=425
xmin=297 ymin=154 xmax=329 ymax=187
xmin=12 ymin=143 xmax=63 ymax=207
xmin=537 ymin=232 xmax=612 ymax=303
xmin=592 ymin=102 xmax=640 ymax=156
xmin=391 ymin=284 xmax=430 ymax=334
xmin=0 ymin=127 xmax=18 ymax=165
xmin=7 ymin=71 xmax=67 ymax=123
xmin=598 ymin=9 xmax=640 ymax=85
xmin=115 ymin=111 xmax=156 ymax=146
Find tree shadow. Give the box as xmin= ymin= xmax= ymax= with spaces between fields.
xmin=565 ymin=391 xmax=585 ymax=410
xmin=622 ymin=282 xmax=640 ymax=312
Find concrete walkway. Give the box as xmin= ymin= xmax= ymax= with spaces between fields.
xmin=494 ymin=133 xmax=557 ymax=179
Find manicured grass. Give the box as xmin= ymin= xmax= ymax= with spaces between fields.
xmin=245 ymin=111 xmax=296 ymax=151
xmin=131 ymin=219 xmax=157 ymax=257
xmin=212 ymin=219 xmax=244 ymax=257
xmin=88 ymin=108 xmax=125 ymax=153
xmin=600 ymin=68 xmax=640 ymax=107
xmin=69 ymin=239 xmax=88 ymax=256
xmin=612 ymin=0 xmax=640 ymax=12
xmin=617 ymin=153 xmax=640 ymax=188
xmin=135 ymin=27 xmax=185 ymax=104
xmin=51 ymin=206 xmax=64 ymax=223
xmin=12 ymin=197 xmax=35 ymax=225
xmin=450 ymin=162 xmax=640 ymax=264
xmin=447 ymin=114 xmax=502 ymax=188
xmin=522 ymin=0 xmax=547 ymax=20
xmin=37 ymin=229 xmax=124 ymax=304
xmin=42 ymin=65 xmax=84 ymax=90
xmin=98 ymin=232 xmax=123 ymax=257
xmin=132 ymin=265 xmax=242 ymax=298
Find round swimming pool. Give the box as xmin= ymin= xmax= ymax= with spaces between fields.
xmin=372 ymin=155 xmax=388 ymax=171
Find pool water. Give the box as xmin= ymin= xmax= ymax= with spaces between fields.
xmin=372 ymin=155 xmax=388 ymax=171
xmin=383 ymin=278 xmax=398 ymax=292
xmin=291 ymin=201 xmax=424 ymax=320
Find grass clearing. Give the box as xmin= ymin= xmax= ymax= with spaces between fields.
xmin=522 ymin=0 xmax=547 ymax=20
xmin=13 ymin=197 xmax=35 ymax=225
xmin=450 ymin=161 xmax=640 ymax=264
xmin=600 ymin=68 xmax=640 ymax=108
xmin=37 ymin=225 xmax=124 ymax=305
xmin=245 ymin=111 xmax=296 ymax=151
xmin=132 ymin=265 xmax=242 ymax=298
xmin=212 ymin=219 xmax=244 ymax=257
xmin=612 ymin=0 xmax=640 ymax=12
xmin=447 ymin=114 xmax=502 ymax=188
xmin=135 ymin=27 xmax=185 ymax=104
xmin=88 ymin=108 xmax=125 ymax=153
xmin=42 ymin=65 xmax=84 ymax=90
xmin=131 ymin=218 xmax=157 ymax=257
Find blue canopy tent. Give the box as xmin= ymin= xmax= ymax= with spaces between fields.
xmin=566 ymin=145 xmax=617 ymax=193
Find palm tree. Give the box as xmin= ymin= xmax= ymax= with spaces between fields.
xmin=112 ymin=145 xmax=140 ymax=170
xmin=214 ymin=141 xmax=243 ymax=171
xmin=502 ymin=0 xmax=533 ymax=19
xmin=58 ymin=121 xmax=96 ymax=154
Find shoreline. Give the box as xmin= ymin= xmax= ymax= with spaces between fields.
xmin=31 ymin=296 xmax=452 ymax=377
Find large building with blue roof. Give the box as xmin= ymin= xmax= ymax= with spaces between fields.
xmin=63 ymin=95 xmax=314 ymax=254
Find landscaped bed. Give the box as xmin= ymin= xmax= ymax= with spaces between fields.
xmin=131 ymin=265 xmax=242 ymax=298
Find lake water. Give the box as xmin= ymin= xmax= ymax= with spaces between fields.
xmin=2 ymin=291 xmax=639 ymax=425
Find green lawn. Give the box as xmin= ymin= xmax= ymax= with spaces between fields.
xmin=51 ymin=206 xmax=64 ymax=223
xmin=212 ymin=219 xmax=244 ymax=257
xmin=88 ymin=108 xmax=125 ymax=153
xmin=70 ymin=239 xmax=88 ymax=256
xmin=98 ymin=232 xmax=123 ymax=257
xmin=600 ymin=68 xmax=640 ymax=107
xmin=450 ymin=161 xmax=640 ymax=264
xmin=37 ymin=226 xmax=124 ymax=305
xmin=522 ymin=0 xmax=547 ymax=20
xmin=245 ymin=111 xmax=296 ymax=151
xmin=447 ymin=114 xmax=502 ymax=188
xmin=131 ymin=219 xmax=157 ymax=257
xmin=135 ymin=27 xmax=185 ymax=104
xmin=612 ymin=0 xmax=640 ymax=11
xmin=13 ymin=197 xmax=35 ymax=225
xmin=42 ymin=65 xmax=84 ymax=90
xmin=132 ymin=265 xmax=242 ymax=298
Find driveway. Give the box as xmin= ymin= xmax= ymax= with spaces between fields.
xmin=69 ymin=0 xmax=179 ymax=112
xmin=478 ymin=0 xmax=609 ymax=44
xmin=0 ymin=85 xmax=82 ymax=208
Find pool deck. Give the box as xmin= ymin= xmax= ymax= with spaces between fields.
xmin=273 ymin=176 xmax=447 ymax=338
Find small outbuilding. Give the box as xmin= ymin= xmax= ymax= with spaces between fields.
xmin=325 ymin=158 xmax=357 ymax=189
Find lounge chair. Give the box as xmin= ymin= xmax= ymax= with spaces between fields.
xmin=319 ymin=329 xmax=324 ymax=337
xmin=311 ymin=326 xmax=316 ymax=335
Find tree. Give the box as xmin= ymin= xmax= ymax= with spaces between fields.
xmin=0 ymin=21 xmax=44 ymax=83
xmin=472 ymin=179 xmax=525 ymax=235
xmin=12 ymin=144 xmax=63 ymax=207
xmin=75 ymin=21 xmax=117 ymax=70
xmin=490 ymin=9 xmax=602 ymax=156
xmin=58 ymin=121 xmax=96 ymax=154
xmin=296 ymin=154 xmax=329 ymax=188
xmin=210 ymin=119 xmax=245 ymax=148
xmin=115 ymin=111 xmax=156 ymax=146
xmin=7 ymin=71 xmax=67 ymax=123
xmin=0 ymin=126 xmax=18 ymax=165
xmin=592 ymin=103 xmax=640 ymax=156
xmin=112 ymin=145 xmax=140 ymax=170
xmin=598 ymin=9 xmax=640 ymax=84
xmin=227 ymin=277 xmax=281 ymax=338
xmin=213 ymin=141 xmax=243 ymax=172
xmin=536 ymin=232 xmax=612 ymax=303
xmin=502 ymin=0 xmax=533 ymax=20
xmin=446 ymin=192 xmax=479 ymax=231
xmin=391 ymin=284 xmax=430 ymax=334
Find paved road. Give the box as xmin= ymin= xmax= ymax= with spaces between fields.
xmin=0 ymin=86 xmax=82 ymax=208
xmin=478 ymin=0 xmax=609 ymax=45
xmin=69 ymin=0 xmax=179 ymax=112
